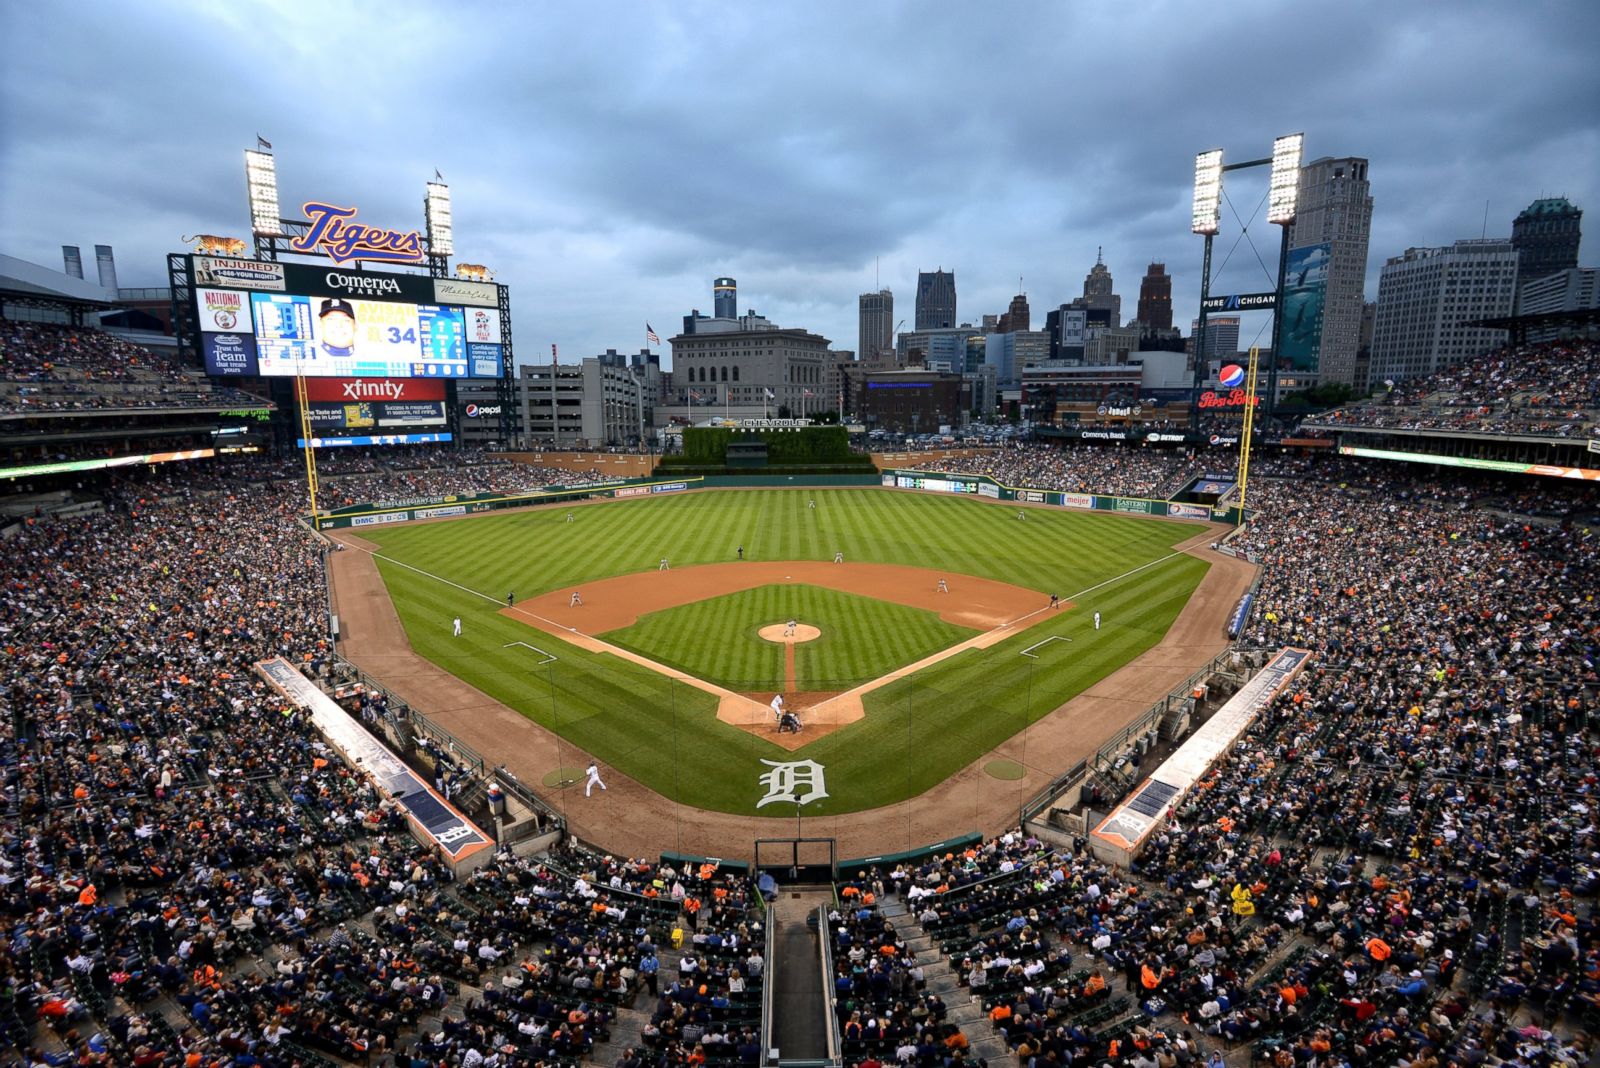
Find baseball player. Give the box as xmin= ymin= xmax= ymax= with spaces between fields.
xmin=833 ymin=551 xmax=844 ymax=564
xmin=584 ymin=762 xmax=607 ymax=797
xmin=808 ymin=499 xmax=816 ymax=509
xmin=769 ymin=693 xmax=785 ymax=723
xmin=452 ymin=617 xmax=462 ymax=637
xmin=1094 ymin=611 xmax=1102 ymax=630
xmin=784 ymin=619 xmax=797 ymax=637
xmin=659 ymin=557 xmax=670 ymax=571
xmin=566 ymin=512 xmax=575 ymax=523
xmin=570 ymin=592 xmax=584 ymax=607
xmin=507 ymin=591 xmax=515 ymax=607
xmin=1049 ymin=594 xmax=1060 ymax=610
xmin=936 ymin=579 xmax=949 ymax=594
xmin=1017 ymin=510 xmax=1026 ymax=521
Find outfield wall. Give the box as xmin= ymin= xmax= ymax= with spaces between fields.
xmin=882 ymin=468 xmax=1242 ymax=524
xmin=311 ymin=476 xmax=701 ymax=530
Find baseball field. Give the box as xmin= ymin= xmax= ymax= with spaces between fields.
xmin=355 ymin=488 xmax=1211 ymax=815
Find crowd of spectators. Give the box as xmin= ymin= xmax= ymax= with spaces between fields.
xmin=0 ymin=458 xmax=754 ymax=1067
xmin=1311 ymin=339 xmax=1600 ymax=439
xmin=6 ymin=416 xmax=1600 ymax=1067
xmin=918 ymin=443 xmax=1206 ymax=500
xmin=0 ymin=321 xmax=262 ymax=413
xmin=822 ymin=453 xmax=1599 ymax=1068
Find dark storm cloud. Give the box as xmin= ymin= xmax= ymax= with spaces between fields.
xmin=2 ymin=0 xmax=1597 ymax=361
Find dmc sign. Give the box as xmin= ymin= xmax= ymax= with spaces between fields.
xmin=288 ymin=202 xmax=425 ymax=265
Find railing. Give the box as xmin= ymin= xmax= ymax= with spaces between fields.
xmin=760 ymin=905 xmax=781 ymax=1066
xmin=1020 ymin=645 xmax=1260 ymax=827
xmin=815 ymin=903 xmax=843 ymax=1067
xmin=490 ymin=762 xmax=567 ymax=838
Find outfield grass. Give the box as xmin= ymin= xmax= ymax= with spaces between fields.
xmin=602 ymin=584 xmax=978 ymax=690
xmin=362 ymin=489 xmax=1211 ymax=815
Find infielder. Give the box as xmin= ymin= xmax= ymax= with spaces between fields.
xmin=659 ymin=557 xmax=670 ymax=571
xmin=1048 ymin=594 xmax=1060 ymax=610
xmin=585 ymin=762 xmax=607 ymax=796
xmin=833 ymin=551 xmax=844 ymax=564
xmin=452 ymin=617 xmax=462 ymax=637
xmin=784 ymin=619 xmax=797 ymax=637
xmin=570 ymin=592 xmax=584 ymax=607
xmin=936 ymin=579 xmax=949 ymax=594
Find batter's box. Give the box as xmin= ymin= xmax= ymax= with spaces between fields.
xmin=503 ymin=641 xmax=559 ymax=666
xmin=1019 ymin=635 xmax=1074 ymax=659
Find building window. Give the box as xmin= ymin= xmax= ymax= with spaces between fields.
xmin=732 ymin=366 xmax=739 ymax=382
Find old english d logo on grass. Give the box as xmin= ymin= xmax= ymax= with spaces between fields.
xmin=757 ymin=759 xmax=828 ymax=808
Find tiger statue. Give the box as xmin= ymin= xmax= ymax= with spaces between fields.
xmin=184 ymin=235 xmax=249 ymax=256
xmin=455 ymin=263 xmax=494 ymax=282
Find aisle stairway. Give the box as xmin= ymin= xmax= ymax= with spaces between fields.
xmin=877 ymin=894 xmax=1015 ymax=1065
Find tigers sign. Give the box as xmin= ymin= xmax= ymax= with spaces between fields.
xmin=288 ymin=202 xmax=426 ymax=266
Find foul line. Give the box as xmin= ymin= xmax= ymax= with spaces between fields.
xmin=502 ymin=641 xmax=559 ymax=666
xmin=1020 ymin=635 xmax=1074 ymax=659
xmin=365 ymin=549 xmax=585 ymax=635
xmin=1000 ymin=550 xmax=1186 ymax=631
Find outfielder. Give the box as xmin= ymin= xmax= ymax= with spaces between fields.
xmin=452 ymin=617 xmax=462 ymax=637
xmin=1094 ymin=611 xmax=1102 ymax=630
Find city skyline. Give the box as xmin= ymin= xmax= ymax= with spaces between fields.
xmin=1 ymin=1 xmax=1597 ymax=367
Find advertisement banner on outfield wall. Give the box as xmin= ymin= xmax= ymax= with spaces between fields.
xmin=1167 ymin=503 xmax=1210 ymax=520
xmin=351 ymin=511 xmax=410 ymax=527
xmin=1018 ymin=489 xmax=1048 ymax=504
xmin=651 ymin=482 xmax=688 ymax=493
xmin=614 ymin=486 xmax=650 ymax=498
xmin=978 ymin=482 xmax=1000 ymax=499
xmin=1105 ymin=496 xmax=1160 ymax=515
xmin=1061 ymin=493 xmax=1094 ymax=509
xmin=414 ymin=505 xmax=467 ymax=519
xmin=881 ymin=474 xmax=895 ymax=487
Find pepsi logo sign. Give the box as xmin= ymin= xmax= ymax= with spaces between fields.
xmin=464 ymin=403 xmax=502 ymax=418
xmin=1219 ymin=364 xmax=1245 ymax=389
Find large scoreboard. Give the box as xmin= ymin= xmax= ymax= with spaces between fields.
xmin=189 ymin=257 xmax=505 ymax=381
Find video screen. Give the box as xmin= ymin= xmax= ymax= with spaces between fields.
xmin=250 ymin=293 xmax=469 ymax=378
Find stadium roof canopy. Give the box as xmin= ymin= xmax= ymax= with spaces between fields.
xmin=0 ymin=252 xmax=117 ymax=314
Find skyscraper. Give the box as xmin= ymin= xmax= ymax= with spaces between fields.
xmin=858 ymin=288 xmax=894 ymax=360
xmin=915 ymin=269 xmax=957 ymax=329
xmin=713 ymin=277 xmax=738 ymax=319
xmin=1287 ymin=157 xmax=1373 ymax=386
xmin=1135 ymin=263 xmax=1172 ymax=331
xmin=1369 ymin=239 xmax=1517 ymax=385
xmin=1511 ymin=197 xmax=1582 ymax=292
xmin=997 ymin=292 xmax=1030 ymax=333
xmin=1190 ymin=316 xmax=1241 ymax=364
xmin=1074 ymin=248 xmax=1121 ymax=326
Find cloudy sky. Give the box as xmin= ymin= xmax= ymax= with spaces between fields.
xmin=3 ymin=1 xmax=1597 ymax=365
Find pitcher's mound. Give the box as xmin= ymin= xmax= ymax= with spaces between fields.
xmin=758 ymin=623 xmax=821 ymax=644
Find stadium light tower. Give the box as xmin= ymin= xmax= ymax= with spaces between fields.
xmin=424 ymin=179 xmax=453 ymax=277
xmin=1189 ymin=149 xmax=1224 ymax=432
xmin=1264 ymin=133 xmax=1304 ymax=412
xmin=245 ymin=149 xmax=284 ymax=239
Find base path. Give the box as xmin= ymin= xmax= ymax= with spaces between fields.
xmin=327 ymin=522 xmax=1255 ymax=861
xmin=517 ymin=561 xmax=1044 ymax=633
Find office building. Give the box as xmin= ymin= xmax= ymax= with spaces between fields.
xmin=1189 ymin=316 xmax=1241 ymax=363
xmin=669 ymin=323 xmax=831 ymax=415
xmin=983 ymin=330 xmax=1051 ymax=386
xmin=858 ymin=288 xmax=894 ymax=360
xmin=1369 ymin=239 xmax=1517 ymax=384
xmin=1518 ymin=268 xmax=1600 ymax=341
xmin=895 ymin=325 xmax=984 ymax=369
xmin=1512 ymin=197 xmax=1582 ymax=296
xmin=915 ymin=269 xmax=957 ymax=329
xmin=1045 ymin=306 xmax=1088 ymax=362
xmin=861 ymin=369 xmax=970 ymax=433
xmin=521 ymin=357 xmax=650 ymax=446
xmin=1287 ymin=156 xmax=1374 ymax=385
xmin=713 ymin=277 xmax=738 ymax=319
xmin=1135 ymin=263 xmax=1173 ymax=331
xmin=997 ymin=292 xmax=1030 ymax=333
xmin=1072 ymin=248 xmax=1121 ymax=326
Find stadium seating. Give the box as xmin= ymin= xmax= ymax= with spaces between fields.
xmin=4 ymin=415 xmax=1600 ymax=1066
